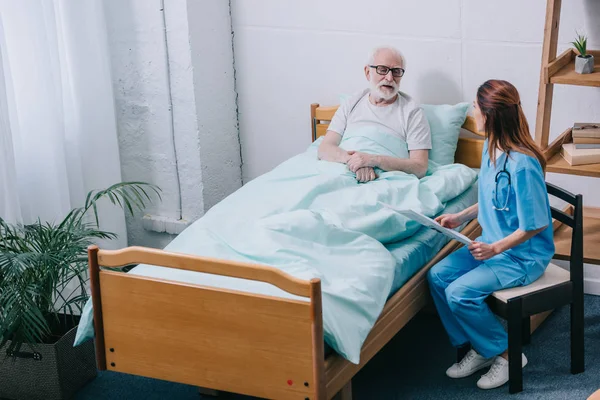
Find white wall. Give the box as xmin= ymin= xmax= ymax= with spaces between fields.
xmin=230 ymin=0 xmax=600 ymax=291
xmin=103 ymin=0 xmax=241 ymax=248
xmin=231 ymin=0 xmax=600 ymax=187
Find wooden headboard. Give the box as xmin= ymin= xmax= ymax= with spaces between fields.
xmin=310 ymin=103 xmax=486 ymax=169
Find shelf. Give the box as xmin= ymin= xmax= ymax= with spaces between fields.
xmin=546 ymin=152 xmax=600 ymax=178
xmin=548 ymin=50 xmax=600 ymax=87
xmin=543 ymin=127 xmax=600 ymax=178
xmin=554 ymin=207 xmax=600 ymax=265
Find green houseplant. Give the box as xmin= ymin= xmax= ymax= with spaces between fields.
xmin=572 ymin=32 xmax=595 ymax=74
xmin=0 ymin=181 xmax=160 ymax=400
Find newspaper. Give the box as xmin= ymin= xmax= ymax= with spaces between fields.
xmin=381 ymin=203 xmax=473 ymax=246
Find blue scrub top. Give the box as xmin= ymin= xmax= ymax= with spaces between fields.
xmin=478 ymin=140 xmax=555 ymax=283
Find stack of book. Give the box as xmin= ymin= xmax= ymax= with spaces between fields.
xmin=561 ymin=123 xmax=600 ymax=166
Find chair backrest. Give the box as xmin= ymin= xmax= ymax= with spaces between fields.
xmin=547 ymin=182 xmax=584 ymax=290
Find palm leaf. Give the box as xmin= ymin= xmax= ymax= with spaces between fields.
xmin=0 ymin=181 xmax=160 ymax=350
xmin=81 ymin=182 xmax=161 ymax=227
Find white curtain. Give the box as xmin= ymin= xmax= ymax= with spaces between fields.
xmin=0 ymin=0 xmax=126 ymax=248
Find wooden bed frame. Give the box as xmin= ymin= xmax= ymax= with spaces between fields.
xmin=88 ymin=104 xmax=487 ymax=400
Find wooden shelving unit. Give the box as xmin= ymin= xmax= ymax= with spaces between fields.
xmin=554 ymin=208 xmax=600 ymax=265
xmin=547 ymin=49 xmax=600 ymax=87
xmin=536 ymin=0 xmax=600 ymax=266
xmin=546 ymin=152 xmax=600 ymax=178
xmin=543 ymin=128 xmax=600 ymax=178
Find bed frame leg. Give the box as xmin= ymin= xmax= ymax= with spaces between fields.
xmin=333 ymin=380 xmax=352 ymax=400
xmin=198 ymin=387 xmax=219 ymax=397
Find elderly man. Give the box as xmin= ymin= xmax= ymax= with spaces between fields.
xmin=318 ymin=46 xmax=431 ymax=182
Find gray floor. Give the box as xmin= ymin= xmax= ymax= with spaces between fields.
xmin=76 ymin=295 xmax=600 ymax=400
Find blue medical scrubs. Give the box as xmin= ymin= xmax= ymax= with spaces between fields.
xmin=427 ymin=140 xmax=555 ymax=358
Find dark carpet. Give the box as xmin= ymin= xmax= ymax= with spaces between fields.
xmin=76 ymin=295 xmax=600 ymax=400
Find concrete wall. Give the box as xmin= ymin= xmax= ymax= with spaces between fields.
xmin=103 ymin=0 xmax=241 ymax=248
xmin=187 ymin=0 xmax=242 ymax=212
xmin=230 ymin=0 xmax=600 ymax=290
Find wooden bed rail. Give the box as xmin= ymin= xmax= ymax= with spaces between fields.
xmin=92 ymin=245 xmax=312 ymax=298
xmin=88 ymin=245 xmax=326 ymax=399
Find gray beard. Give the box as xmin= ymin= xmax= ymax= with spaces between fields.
xmin=370 ymin=87 xmax=397 ymax=101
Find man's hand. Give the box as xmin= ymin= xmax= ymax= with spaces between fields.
xmin=347 ymin=151 xmax=375 ymax=172
xmin=355 ymin=167 xmax=377 ymax=183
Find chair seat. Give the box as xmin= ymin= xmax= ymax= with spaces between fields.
xmin=491 ymin=263 xmax=571 ymax=303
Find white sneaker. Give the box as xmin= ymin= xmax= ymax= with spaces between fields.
xmin=446 ymin=349 xmax=495 ymax=378
xmin=477 ymin=353 xmax=528 ymax=390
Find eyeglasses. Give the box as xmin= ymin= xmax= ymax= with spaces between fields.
xmin=369 ymin=65 xmax=405 ymax=78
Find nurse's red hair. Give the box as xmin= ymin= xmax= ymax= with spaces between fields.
xmin=476 ymin=79 xmax=546 ymax=171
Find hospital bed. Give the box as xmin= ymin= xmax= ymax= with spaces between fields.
xmin=87 ymin=104 xmax=487 ymax=400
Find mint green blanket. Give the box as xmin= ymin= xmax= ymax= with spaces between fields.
xmin=75 ymin=127 xmax=477 ymax=364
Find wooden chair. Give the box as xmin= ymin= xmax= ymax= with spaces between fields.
xmin=487 ymin=182 xmax=584 ymax=393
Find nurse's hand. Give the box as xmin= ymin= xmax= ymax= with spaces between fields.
xmin=468 ymin=242 xmax=499 ymax=261
xmin=435 ymin=213 xmax=462 ymax=229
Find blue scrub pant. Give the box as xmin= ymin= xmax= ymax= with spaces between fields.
xmin=427 ymin=246 xmax=528 ymax=358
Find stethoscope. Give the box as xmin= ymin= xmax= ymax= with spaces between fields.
xmin=492 ymin=151 xmax=511 ymax=212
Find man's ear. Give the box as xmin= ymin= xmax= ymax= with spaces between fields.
xmin=364 ymin=65 xmax=370 ymax=81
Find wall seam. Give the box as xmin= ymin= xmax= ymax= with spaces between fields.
xmin=236 ymin=24 xmax=556 ymax=47
xmin=228 ymin=0 xmax=244 ymax=184
xmin=160 ymin=0 xmax=183 ymax=220
xmin=235 ymin=24 xmax=463 ymax=42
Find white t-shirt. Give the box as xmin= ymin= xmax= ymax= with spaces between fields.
xmin=328 ymin=89 xmax=432 ymax=151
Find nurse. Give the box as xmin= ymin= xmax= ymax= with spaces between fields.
xmin=427 ymin=79 xmax=555 ymax=390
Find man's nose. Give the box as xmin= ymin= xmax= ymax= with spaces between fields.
xmin=384 ymin=70 xmax=394 ymax=80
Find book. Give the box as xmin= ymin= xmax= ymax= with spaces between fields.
xmin=561 ymin=143 xmax=600 ymax=166
xmin=573 ymin=123 xmax=600 ymax=139
xmin=575 ymin=143 xmax=600 ymax=150
xmin=573 ymin=137 xmax=600 ymax=145
xmin=380 ymin=203 xmax=473 ymax=246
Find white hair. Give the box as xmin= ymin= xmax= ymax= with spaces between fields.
xmin=366 ymin=46 xmax=406 ymax=68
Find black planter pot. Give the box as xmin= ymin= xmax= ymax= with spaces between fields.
xmin=0 ymin=325 xmax=97 ymax=400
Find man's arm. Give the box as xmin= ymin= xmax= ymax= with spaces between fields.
xmin=317 ymin=131 xmax=351 ymax=164
xmin=318 ymin=130 xmax=377 ymax=183
xmin=346 ymin=149 xmax=429 ymax=178
xmin=372 ymin=150 xmax=428 ymax=178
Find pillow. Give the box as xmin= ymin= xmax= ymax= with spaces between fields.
xmin=421 ymin=102 xmax=470 ymax=166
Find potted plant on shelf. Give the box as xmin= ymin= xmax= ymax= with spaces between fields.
xmin=0 ymin=181 xmax=161 ymax=400
xmin=572 ymin=32 xmax=594 ymax=74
